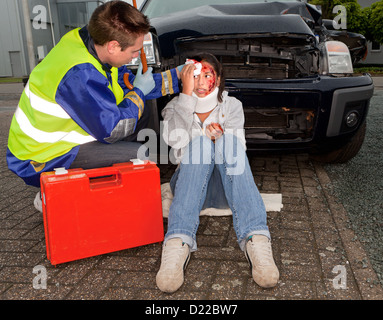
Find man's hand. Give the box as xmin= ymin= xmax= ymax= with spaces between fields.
xmin=176 ymin=64 xmax=185 ymax=79
xmin=133 ymin=63 xmax=155 ymax=95
xmin=206 ymin=123 xmax=223 ymax=141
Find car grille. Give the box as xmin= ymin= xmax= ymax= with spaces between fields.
xmin=221 ymin=57 xmax=296 ymax=80
xmin=244 ymin=108 xmax=315 ymax=141
xmin=176 ymin=35 xmax=319 ymax=80
xmin=234 ymin=90 xmax=320 ymax=142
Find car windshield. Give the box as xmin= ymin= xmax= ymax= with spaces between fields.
xmin=141 ymin=0 xmax=306 ymax=19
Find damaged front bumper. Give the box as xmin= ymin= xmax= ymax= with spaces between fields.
xmin=225 ymin=74 xmax=374 ymax=153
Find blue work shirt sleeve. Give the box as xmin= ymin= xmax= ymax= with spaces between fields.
xmin=56 ymin=64 xmax=142 ymax=143
xmin=118 ymin=65 xmax=180 ymax=99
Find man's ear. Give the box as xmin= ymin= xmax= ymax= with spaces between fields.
xmin=107 ymin=40 xmax=121 ymax=54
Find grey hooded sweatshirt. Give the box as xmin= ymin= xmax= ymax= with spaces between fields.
xmin=161 ymin=91 xmax=246 ymax=163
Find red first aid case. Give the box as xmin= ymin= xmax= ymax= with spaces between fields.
xmin=40 ymin=160 xmax=164 ymax=265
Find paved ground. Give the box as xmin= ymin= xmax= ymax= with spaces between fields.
xmin=0 ymin=80 xmax=382 ymax=302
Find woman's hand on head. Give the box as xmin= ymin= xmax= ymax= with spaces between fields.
xmin=181 ymin=64 xmax=195 ymax=96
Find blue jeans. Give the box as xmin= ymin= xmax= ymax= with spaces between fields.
xmin=165 ymin=134 xmax=270 ymax=252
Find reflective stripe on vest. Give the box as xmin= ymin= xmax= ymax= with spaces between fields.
xmin=14 ymin=104 xmax=95 ymax=144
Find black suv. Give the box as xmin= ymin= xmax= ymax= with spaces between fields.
xmin=131 ymin=0 xmax=374 ymax=163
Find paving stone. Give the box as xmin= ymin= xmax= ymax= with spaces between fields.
xmin=1 ymin=97 xmax=382 ymax=301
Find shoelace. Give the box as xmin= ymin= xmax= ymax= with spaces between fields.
xmin=161 ymin=243 xmax=188 ymax=271
xmin=248 ymin=239 xmax=274 ymax=267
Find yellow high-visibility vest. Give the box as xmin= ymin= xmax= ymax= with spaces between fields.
xmin=8 ymin=28 xmax=125 ymax=163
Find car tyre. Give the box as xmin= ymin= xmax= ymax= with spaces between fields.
xmin=310 ymin=121 xmax=366 ymax=164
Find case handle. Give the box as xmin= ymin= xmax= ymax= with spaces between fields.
xmin=87 ymin=168 xmax=122 ymax=190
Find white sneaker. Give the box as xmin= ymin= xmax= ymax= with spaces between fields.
xmin=245 ymin=235 xmax=279 ymax=288
xmin=34 ymin=191 xmax=43 ymax=213
xmin=156 ymin=238 xmax=191 ymax=293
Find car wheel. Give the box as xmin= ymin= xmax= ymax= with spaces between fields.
xmin=310 ymin=121 xmax=366 ymax=164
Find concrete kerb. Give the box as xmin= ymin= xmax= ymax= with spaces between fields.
xmin=313 ymin=162 xmax=383 ymax=299
xmin=371 ymin=76 xmax=383 ymax=89
xmin=0 ymin=82 xmax=24 ymax=97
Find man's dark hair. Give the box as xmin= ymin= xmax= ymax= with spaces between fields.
xmin=88 ymin=0 xmax=150 ymax=51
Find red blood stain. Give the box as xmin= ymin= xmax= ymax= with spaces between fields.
xmin=199 ymin=62 xmax=216 ymax=96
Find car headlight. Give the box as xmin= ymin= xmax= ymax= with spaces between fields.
xmin=126 ymin=32 xmax=161 ymax=69
xmin=321 ymin=41 xmax=353 ymax=75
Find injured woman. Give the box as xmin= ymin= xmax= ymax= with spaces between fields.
xmin=157 ymin=52 xmax=279 ymax=293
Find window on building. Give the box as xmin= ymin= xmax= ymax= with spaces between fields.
xmin=371 ymin=41 xmax=381 ymax=52
xmin=57 ymin=1 xmax=100 ymax=37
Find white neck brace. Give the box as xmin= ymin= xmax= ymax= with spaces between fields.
xmin=192 ymin=87 xmax=219 ymax=113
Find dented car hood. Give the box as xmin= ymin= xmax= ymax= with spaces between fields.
xmin=150 ymin=2 xmax=321 ymax=57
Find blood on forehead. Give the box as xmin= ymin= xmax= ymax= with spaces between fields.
xmin=201 ymin=62 xmax=216 ymax=76
xmin=201 ymin=62 xmax=217 ymax=94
